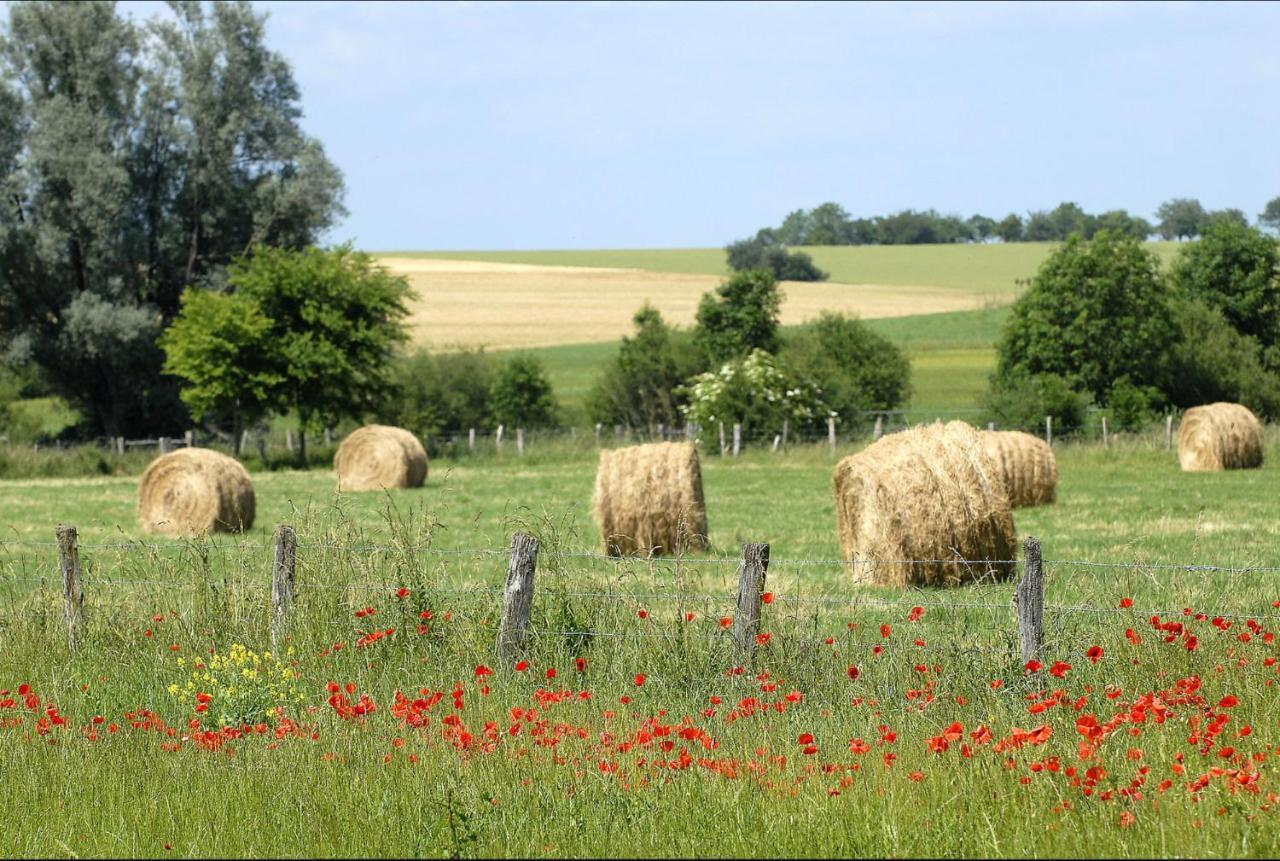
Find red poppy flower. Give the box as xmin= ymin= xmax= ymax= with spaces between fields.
xmin=474 ymin=664 xmax=492 ymax=677
xmin=1086 ymin=645 xmax=1103 ymax=664
xmin=633 ymin=674 xmax=646 ymax=687
xmin=1219 ymin=695 xmax=1239 ymax=708
xmin=847 ymin=666 xmax=859 ymax=681
xmin=545 ymin=668 xmax=557 ymax=680
xmin=756 ymin=632 xmax=771 ymax=646
xmin=908 ymin=771 xmax=924 ymax=782
xmin=685 ymin=612 xmax=696 ymax=622
xmin=880 ymin=624 xmax=892 ymax=639
xmin=395 ymin=587 xmax=410 ymax=599
xmin=1049 ymin=661 xmax=1071 ymax=678
xmin=1024 ymin=660 xmax=1043 ymax=673
xmin=514 ymin=660 xmax=528 ymax=672
xmin=761 ymin=592 xmax=774 ymax=604
xmin=575 ymin=657 xmax=587 ymax=672
xmin=798 ymin=732 xmax=814 ymax=745
xmin=1119 ymin=597 xmax=1133 ymax=608
xmin=637 ymin=609 xmax=649 ymax=619
xmin=907 ymin=606 xmax=924 ymax=622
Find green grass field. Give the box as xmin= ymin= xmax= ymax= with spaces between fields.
xmin=3 ymin=439 xmax=1280 ymax=856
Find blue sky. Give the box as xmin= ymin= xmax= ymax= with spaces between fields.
xmin=114 ymin=0 xmax=1280 ymax=251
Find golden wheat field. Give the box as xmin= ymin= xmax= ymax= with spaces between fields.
xmin=379 ymin=256 xmax=992 ymax=350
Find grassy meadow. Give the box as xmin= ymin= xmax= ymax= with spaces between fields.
xmin=3 ymin=438 xmax=1280 ymax=856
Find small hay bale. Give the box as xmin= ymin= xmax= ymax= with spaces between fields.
xmin=334 ymin=425 xmax=428 ymax=491
xmin=832 ymin=421 xmax=1017 ymax=588
xmin=1178 ymin=402 xmax=1264 ymax=472
xmin=981 ymin=430 xmax=1058 ymax=507
xmin=592 ymin=441 xmax=709 ymax=556
xmin=137 ymin=448 xmax=255 ymax=536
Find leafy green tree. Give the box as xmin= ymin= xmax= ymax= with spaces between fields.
xmin=230 ymin=245 xmax=412 ymax=463
xmin=1156 ymin=197 xmax=1207 ymax=240
xmin=724 ymin=233 xmax=827 ymax=281
xmin=775 ymin=209 xmax=814 ymax=245
xmin=693 ymin=269 xmax=783 ymax=364
xmin=995 ymin=213 xmax=1024 ymax=243
xmin=490 ymin=356 xmax=559 ymax=429
xmin=159 ymin=288 xmax=280 ymax=453
xmin=586 ymin=305 xmax=705 ymax=429
xmin=379 ymin=348 xmax=496 ymax=441
xmin=967 ymin=214 xmax=996 ymax=242
xmin=1203 ymin=208 xmax=1249 ymax=229
xmin=994 ymin=231 xmax=1177 ymax=404
xmin=1259 ymin=196 xmax=1280 ymax=235
xmin=1046 ymin=202 xmax=1095 ymax=239
xmin=806 ymin=202 xmax=855 ymax=245
xmin=1166 ymin=298 xmax=1280 ymax=419
xmin=680 ymin=349 xmax=827 ymax=443
xmin=1094 ymin=209 xmax=1153 ymax=240
xmin=1169 ymin=220 xmax=1280 ymax=348
xmin=0 ymin=0 xmax=343 ymax=437
xmin=981 ymin=370 xmax=1089 ymax=435
xmin=778 ymin=312 xmax=911 ymax=431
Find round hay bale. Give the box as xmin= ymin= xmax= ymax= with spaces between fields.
xmin=592 ymin=441 xmax=709 ymax=556
xmin=334 ymin=425 xmax=428 ymax=491
xmin=832 ymin=421 xmax=1017 ymax=588
xmin=981 ymin=430 xmax=1058 ymax=508
xmin=137 ymin=448 xmax=255 ymax=536
xmin=1178 ymin=402 xmax=1264 ymax=472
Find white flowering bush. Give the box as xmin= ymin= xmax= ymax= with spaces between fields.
xmin=679 ymin=349 xmax=830 ymax=443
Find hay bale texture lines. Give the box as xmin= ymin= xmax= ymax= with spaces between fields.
xmin=832 ymin=421 xmax=1017 ymax=588
xmin=1178 ymin=403 xmax=1264 ymax=472
xmin=981 ymin=430 xmax=1058 ymax=507
xmin=334 ymin=425 xmax=428 ymax=491
xmin=137 ymin=448 xmax=255 ymax=536
xmin=592 ymin=442 xmax=709 ymax=556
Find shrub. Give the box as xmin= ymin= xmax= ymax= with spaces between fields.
xmin=1104 ymin=377 xmax=1160 ymax=432
xmin=777 ymin=312 xmax=911 ymax=431
xmin=981 ymin=370 xmax=1090 ymax=436
xmin=490 ymin=356 xmax=559 ymax=429
xmin=994 ymin=231 xmax=1176 ymax=403
xmin=586 ymin=305 xmax=707 ymax=429
xmin=379 ymin=348 xmax=496 ymax=436
xmin=725 ymin=233 xmax=828 ymax=282
xmin=1169 ymin=220 xmax=1280 ymax=349
xmin=679 ymin=349 xmax=828 ymax=443
xmin=693 ymin=270 xmax=784 ymax=364
xmin=1167 ymin=299 xmax=1280 ymax=420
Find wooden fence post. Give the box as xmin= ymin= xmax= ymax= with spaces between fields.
xmin=496 ymin=424 xmax=505 ymax=450
xmin=657 ymin=423 xmax=665 ymax=441
xmin=595 ymin=423 xmax=603 ymax=444
xmin=987 ymin=421 xmax=995 ymax=432
xmin=781 ymin=419 xmax=789 ymax=450
xmin=57 ymin=525 xmax=83 ymax=652
xmin=1101 ymin=416 xmax=1108 ymax=449
xmin=158 ymin=436 xmax=170 ymax=454
xmin=270 ymin=524 xmax=297 ymax=648
xmin=115 ymin=436 xmax=125 ymax=456
xmin=873 ymin=415 xmax=883 ymax=440
xmin=284 ymin=428 xmax=293 ymax=453
xmin=827 ymin=417 xmax=836 ymax=453
xmin=732 ymin=423 xmax=741 ymax=458
xmin=498 ymin=533 xmax=539 ymax=665
xmin=684 ymin=422 xmax=694 ymax=441
xmin=469 ymin=428 xmax=476 ymax=452
xmin=184 ymin=429 xmax=195 ymax=447
xmin=1166 ymin=414 xmax=1173 ymax=451
xmin=1045 ymin=416 xmax=1053 ymax=447
xmin=718 ymin=422 xmax=726 ymax=457
xmin=732 ymin=542 xmax=770 ymax=667
xmin=1014 ymin=536 xmax=1044 ymax=666
xmin=516 ymin=428 xmax=525 ymax=456
xmin=324 ymin=428 xmax=333 ymax=447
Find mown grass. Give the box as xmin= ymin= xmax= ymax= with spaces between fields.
xmin=3 ymin=437 xmax=1280 ymax=856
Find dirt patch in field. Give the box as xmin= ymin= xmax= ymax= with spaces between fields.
xmin=379 ymin=257 xmax=987 ymax=351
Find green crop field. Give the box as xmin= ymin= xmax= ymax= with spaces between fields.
xmin=2 ymin=439 xmax=1280 ymax=856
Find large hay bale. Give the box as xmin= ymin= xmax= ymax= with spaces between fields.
xmin=137 ymin=448 xmax=255 ymax=536
xmin=334 ymin=425 xmax=428 ymax=491
xmin=833 ymin=421 xmax=1017 ymax=588
xmin=981 ymin=430 xmax=1058 ymax=507
xmin=1178 ymin=402 xmax=1264 ymax=472
xmin=592 ymin=441 xmax=709 ymax=556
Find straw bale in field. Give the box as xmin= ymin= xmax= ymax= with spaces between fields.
xmin=137 ymin=448 xmax=255 ymax=536
xmin=832 ymin=421 xmax=1016 ymax=588
xmin=334 ymin=425 xmax=428 ymax=491
xmin=981 ymin=430 xmax=1058 ymax=507
xmin=1178 ymin=403 xmax=1264 ymax=472
xmin=592 ymin=441 xmax=708 ymax=556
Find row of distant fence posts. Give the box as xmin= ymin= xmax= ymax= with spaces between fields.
xmin=50 ymin=524 xmax=1048 ymax=669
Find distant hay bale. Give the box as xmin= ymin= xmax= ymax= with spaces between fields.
xmin=981 ymin=430 xmax=1058 ymax=507
xmin=832 ymin=421 xmax=1017 ymax=588
xmin=137 ymin=448 xmax=255 ymax=536
xmin=592 ymin=441 xmax=709 ymax=556
xmin=334 ymin=425 xmax=428 ymax=491
xmin=1178 ymin=403 xmax=1264 ymax=472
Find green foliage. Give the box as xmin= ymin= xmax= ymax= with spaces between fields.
xmin=724 ymin=233 xmax=827 ymax=281
xmin=1169 ymin=220 xmax=1280 ymax=348
xmin=994 ymin=213 xmax=1023 ymax=242
xmin=693 ymin=270 xmax=783 ymax=364
xmin=981 ymin=370 xmax=1089 ymax=435
xmin=229 ymin=245 xmax=413 ymax=457
xmin=160 ymin=289 xmax=280 ymax=452
xmin=1156 ymin=197 xmax=1208 ymax=240
xmin=3 ymin=396 xmax=80 ymax=443
xmin=379 ymin=349 xmax=497 ymax=437
xmin=0 ymin=0 xmax=343 ymax=436
xmin=490 ymin=356 xmax=559 ymax=429
xmin=994 ymin=231 xmax=1177 ymax=404
xmin=777 ymin=311 xmax=911 ymax=431
xmin=1261 ymin=196 xmax=1280 ymax=235
xmin=585 ymin=305 xmax=705 ymax=429
xmin=1166 ymin=299 xmax=1280 ymax=420
xmin=679 ymin=349 xmax=828 ymax=442
xmin=1103 ymin=377 xmax=1160 ymax=432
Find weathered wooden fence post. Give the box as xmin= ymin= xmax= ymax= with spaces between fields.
xmin=284 ymin=428 xmax=293 ymax=453
xmin=1166 ymin=414 xmax=1173 ymax=451
xmin=57 ymin=525 xmax=83 ymax=652
xmin=270 ymin=524 xmax=297 ymax=648
xmin=771 ymin=434 xmax=781 ymax=452
xmin=718 ymin=422 xmax=726 ymax=457
xmin=1014 ymin=536 xmax=1044 ymax=666
xmin=732 ymin=423 xmax=741 ymax=458
xmin=115 ymin=436 xmax=125 ymax=456
xmin=496 ymin=424 xmax=505 ymax=451
xmin=873 ymin=415 xmax=884 ymax=440
xmin=732 ymin=542 xmax=770 ymax=667
xmin=1101 ymin=416 xmax=1109 ymax=449
xmin=158 ymin=436 xmax=170 ymax=454
xmin=468 ymin=428 xmax=476 ymax=452
xmin=1044 ymin=415 xmax=1053 ymax=446
xmin=781 ymin=419 xmax=789 ymax=450
xmin=657 ymin=423 xmax=665 ymax=441
xmin=684 ymin=422 xmax=694 ymax=441
xmin=498 ymin=533 xmax=539 ymax=665
xmin=987 ymin=421 xmax=995 ymax=432
xmin=184 ymin=429 xmax=195 ymax=447
xmin=595 ymin=423 xmax=603 ymax=445
xmin=516 ymin=428 xmax=525 ymax=456
xmin=324 ymin=428 xmax=333 ymax=447
xmin=827 ymin=417 xmax=836 ymax=453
